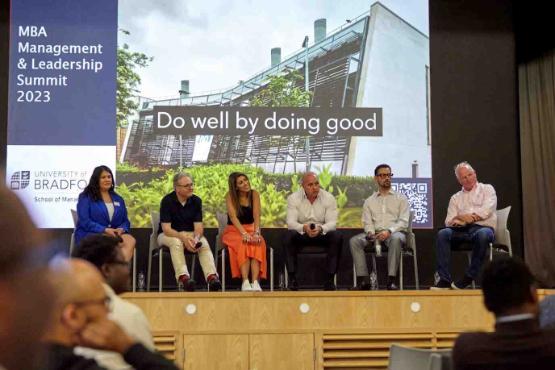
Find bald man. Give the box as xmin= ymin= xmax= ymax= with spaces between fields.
xmin=284 ymin=172 xmax=343 ymax=290
xmin=41 ymin=259 xmax=178 ymax=370
xmin=0 ymin=183 xmax=56 ymax=370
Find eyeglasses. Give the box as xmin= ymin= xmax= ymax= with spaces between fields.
xmin=176 ymin=183 xmax=194 ymax=189
xmin=74 ymin=296 xmax=112 ymax=310
xmin=376 ymin=173 xmax=393 ymax=178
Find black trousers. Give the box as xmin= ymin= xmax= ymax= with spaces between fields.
xmin=282 ymin=230 xmax=343 ymax=275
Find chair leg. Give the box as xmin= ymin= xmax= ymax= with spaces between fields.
xmin=190 ymin=254 xmax=197 ymax=282
xmin=400 ymin=252 xmax=404 ymax=290
xmin=147 ymin=249 xmax=152 ymax=292
xmin=221 ymin=249 xmax=226 ymax=292
xmin=489 ymin=242 xmax=493 ymax=261
xmin=132 ymin=249 xmax=137 ymax=292
xmin=467 ymin=252 xmax=476 ymax=289
xmin=413 ymin=250 xmax=420 ymax=290
xmin=270 ymin=248 xmax=274 ymax=292
xmin=159 ymin=249 xmax=163 ymax=292
xmin=284 ymin=265 xmax=288 ymax=288
xmin=371 ymin=253 xmax=378 ymax=289
xmin=353 ymin=263 xmax=357 ymax=288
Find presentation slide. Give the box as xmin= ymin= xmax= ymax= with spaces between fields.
xmin=6 ymin=0 xmax=431 ymax=229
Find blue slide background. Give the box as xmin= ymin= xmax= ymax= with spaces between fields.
xmin=8 ymin=0 xmax=116 ymax=145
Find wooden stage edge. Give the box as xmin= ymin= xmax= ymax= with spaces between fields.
xmin=121 ymin=290 xmax=554 ymax=370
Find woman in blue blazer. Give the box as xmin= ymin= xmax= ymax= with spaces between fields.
xmin=75 ymin=165 xmax=136 ymax=261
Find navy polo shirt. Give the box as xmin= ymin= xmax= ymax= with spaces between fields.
xmin=159 ymin=191 xmax=203 ymax=234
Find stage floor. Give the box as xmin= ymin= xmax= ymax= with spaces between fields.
xmin=123 ymin=289 xmax=555 ymax=369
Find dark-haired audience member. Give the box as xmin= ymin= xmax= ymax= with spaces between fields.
xmin=223 ymin=172 xmax=267 ymax=291
xmin=75 ymin=165 xmax=136 ymax=261
xmin=73 ymin=234 xmax=154 ymax=370
xmin=284 ymin=171 xmax=343 ymax=291
xmin=41 ymin=259 xmax=178 ymax=370
xmin=453 ymin=256 xmax=555 ymax=370
xmin=349 ymin=164 xmax=409 ymax=290
xmin=0 ymin=183 xmax=56 ymax=370
xmin=432 ymin=161 xmax=497 ymax=290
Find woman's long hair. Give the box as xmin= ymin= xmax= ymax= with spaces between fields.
xmin=228 ymin=172 xmax=250 ymax=216
xmin=82 ymin=165 xmax=115 ymax=201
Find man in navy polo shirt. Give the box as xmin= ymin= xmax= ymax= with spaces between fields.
xmin=158 ymin=172 xmax=221 ymax=291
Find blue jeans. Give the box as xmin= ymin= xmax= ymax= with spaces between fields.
xmin=436 ymin=224 xmax=494 ymax=282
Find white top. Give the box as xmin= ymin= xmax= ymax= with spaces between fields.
xmin=496 ymin=313 xmax=535 ymax=324
xmin=286 ymin=188 xmax=338 ymax=234
xmin=362 ymin=189 xmax=410 ymax=234
xmin=75 ymin=284 xmax=155 ymax=370
xmin=105 ymin=202 xmax=115 ymax=222
xmin=445 ymin=182 xmax=497 ymax=230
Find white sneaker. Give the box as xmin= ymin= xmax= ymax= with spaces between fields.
xmin=241 ymin=280 xmax=253 ymax=291
xmin=251 ymin=280 xmax=262 ymax=291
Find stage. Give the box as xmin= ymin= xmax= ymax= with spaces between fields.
xmin=122 ymin=289 xmax=553 ymax=369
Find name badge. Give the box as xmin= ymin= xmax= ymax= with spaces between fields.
xmin=114 ymin=201 xmax=121 ymax=207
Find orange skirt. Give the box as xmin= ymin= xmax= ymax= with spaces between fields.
xmin=222 ymin=223 xmax=267 ymax=279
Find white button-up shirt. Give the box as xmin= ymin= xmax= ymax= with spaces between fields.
xmin=286 ymin=188 xmax=338 ymax=234
xmin=362 ymin=189 xmax=410 ymax=234
xmin=445 ymin=182 xmax=497 ymax=230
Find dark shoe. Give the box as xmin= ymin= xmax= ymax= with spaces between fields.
xmin=451 ymin=275 xmax=474 ymax=290
xmin=323 ymin=280 xmax=336 ymax=291
xmin=288 ymin=278 xmax=299 ymax=291
xmin=207 ymin=274 xmax=221 ymax=291
xmin=178 ymin=274 xmax=195 ymax=292
xmin=430 ymin=279 xmax=451 ymax=290
xmin=350 ymin=281 xmax=371 ymax=291
xmin=387 ymin=282 xmax=399 ymax=290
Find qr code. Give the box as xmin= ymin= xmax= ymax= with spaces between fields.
xmin=392 ymin=182 xmax=429 ymax=225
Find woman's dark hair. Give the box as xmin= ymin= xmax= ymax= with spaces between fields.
xmin=228 ymin=172 xmax=250 ymax=216
xmin=82 ymin=165 xmax=115 ymax=201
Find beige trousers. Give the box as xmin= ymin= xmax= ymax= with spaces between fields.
xmin=157 ymin=232 xmax=217 ymax=281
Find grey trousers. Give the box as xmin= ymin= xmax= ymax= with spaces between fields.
xmin=349 ymin=232 xmax=406 ymax=277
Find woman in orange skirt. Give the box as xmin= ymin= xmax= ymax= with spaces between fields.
xmin=222 ymin=172 xmax=267 ymax=291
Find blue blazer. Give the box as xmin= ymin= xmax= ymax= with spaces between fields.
xmin=75 ymin=191 xmax=131 ymax=245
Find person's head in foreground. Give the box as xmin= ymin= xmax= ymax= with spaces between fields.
xmin=73 ymin=234 xmax=130 ymax=294
xmin=0 ymin=183 xmax=56 ymax=370
xmin=481 ymin=255 xmax=538 ymax=318
xmin=42 ymin=259 xmax=112 ymax=347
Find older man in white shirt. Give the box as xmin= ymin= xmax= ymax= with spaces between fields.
xmin=432 ymin=162 xmax=497 ymax=290
xmin=350 ymin=164 xmax=409 ymax=290
xmin=284 ymin=172 xmax=343 ymax=291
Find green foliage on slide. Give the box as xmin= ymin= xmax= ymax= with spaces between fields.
xmin=116 ymin=163 xmax=375 ymax=228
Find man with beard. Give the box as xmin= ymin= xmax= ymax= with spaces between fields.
xmin=349 ymin=164 xmax=410 ymax=290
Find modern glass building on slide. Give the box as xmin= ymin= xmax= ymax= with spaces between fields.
xmin=121 ymin=2 xmax=430 ymax=178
